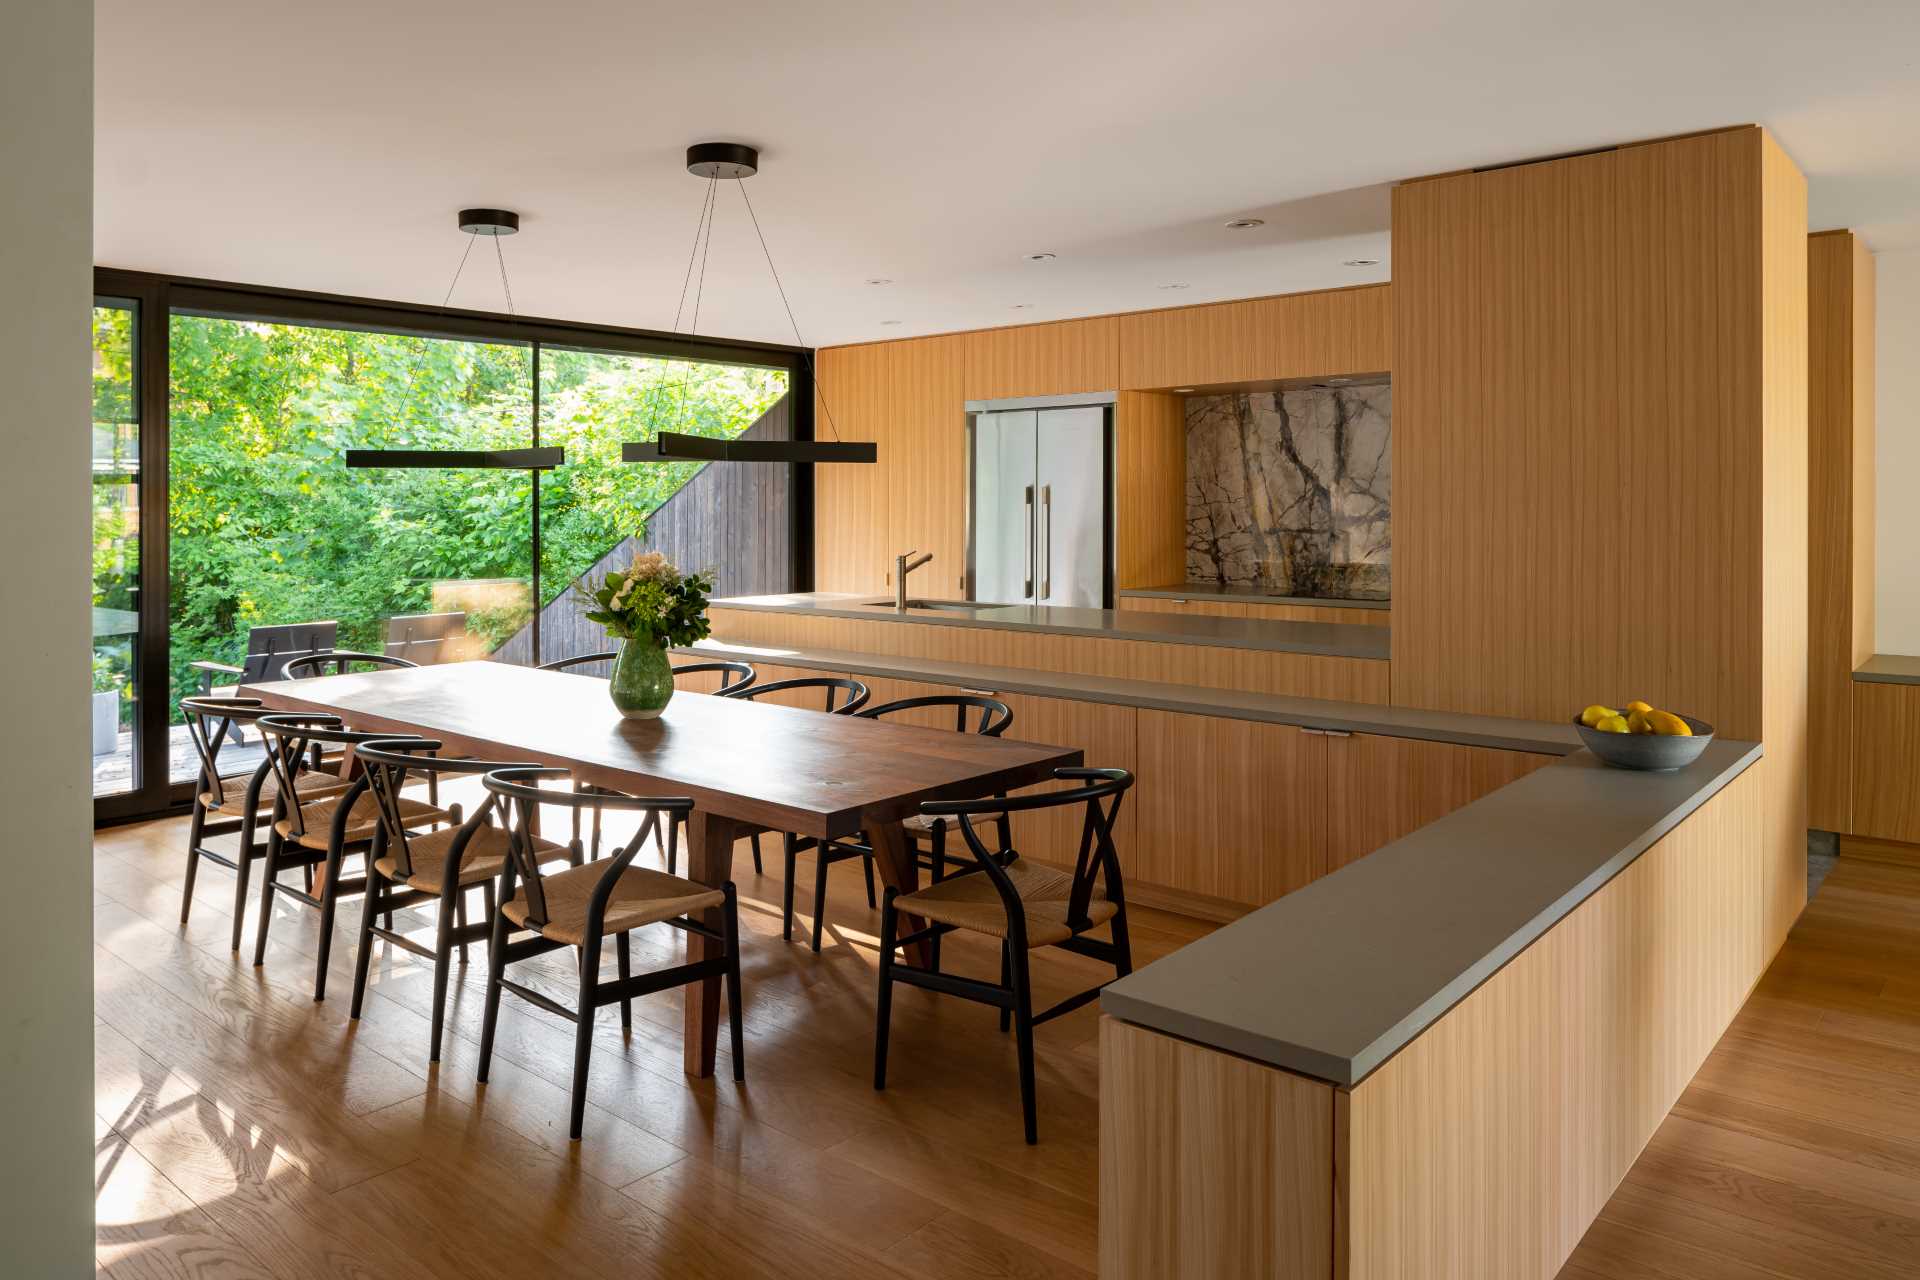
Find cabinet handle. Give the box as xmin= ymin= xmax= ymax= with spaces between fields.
xmin=1301 ymin=727 xmax=1354 ymax=737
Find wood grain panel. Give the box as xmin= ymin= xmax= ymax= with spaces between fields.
xmin=1341 ymin=765 xmax=1764 ymax=1280
xmin=1115 ymin=391 xmax=1186 ymax=590
xmin=1118 ymin=596 xmax=1250 ymax=619
xmin=706 ymin=607 xmax=1390 ymax=703
xmin=1117 ymin=283 xmax=1392 ymax=390
xmin=1324 ymin=733 xmax=1555 ymax=873
xmin=1100 ymin=1017 xmax=1334 ymax=1280
xmin=1807 ymin=230 xmax=1876 ymax=834
xmin=993 ymin=691 xmax=1138 ymax=874
xmin=889 ymin=334 xmax=969 ymax=597
xmin=1850 ymin=681 xmax=1920 ymax=844
xmin=961 ymin=316 xmax=1119 ymax=399
xmin=1119 ymin=597 xmax=1391 ymax=627
xmin=1134 ymin=710 xmax=1326 ymax=905
xmin=812 ymin=341 xmax=893 ymax=593
xmin=1391 ymin=126 xmax=1787 ymax=740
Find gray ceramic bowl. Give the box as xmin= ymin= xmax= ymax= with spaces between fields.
xmin=1573 ymin=711 xmax=1714 ymax=771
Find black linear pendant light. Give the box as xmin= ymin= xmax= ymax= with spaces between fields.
xmin=344 ymin=210 xmax=562 ymax=660
xmin=621 ymin=143 xmax=877 ymax=466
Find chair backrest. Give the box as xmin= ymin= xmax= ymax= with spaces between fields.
xmin=920 ymin=768 xmax=1133 ymax=944
xmin=482 ymin=767 xmax=695 ymax=940
xmin=858 ymin=693 xmax=1012 ymax=737
xmin=284 ymin=650 xmax=419 ymax=679
xmin=384 ymin=612 xmax=467 ymax=665
xmin=241 ymin=621 xmax=339 ymax=682
xmin=255 ymin=713 xmax=391 ymax=840
xmin=538 ymin=650 xmax=618 ymax=676
xmin=672 ymin=659 xmax=757 ymax=695
xmin=731 ymin=675 xmax=869 ymax=714
xmin=356 ymin=737 xmax=532 ymax=883
xmin=179 ymin=695 xmax=272 ymax=809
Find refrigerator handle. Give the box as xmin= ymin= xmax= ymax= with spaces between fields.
xmin=1023 ymin=485 xmax=1035 ymax=599
xmin=1041 ymin=484 xmax=1053 ymax=600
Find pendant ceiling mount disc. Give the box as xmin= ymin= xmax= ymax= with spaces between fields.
xmin=457 ymin=208 xmax=520 ymax=236
xmin=686 ymin=142 xmax=760 ymax=180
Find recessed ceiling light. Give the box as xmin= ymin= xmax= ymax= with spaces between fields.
xmin=879 ymin=319 xmax=903 ymax=326
xmin=1343 ymin=258 xmax=1381 ymax=267
xmin=1225 ymin=217 xmax=1265 ymax=230
xmin=1010 ymin=303 xmax=1034 ymax=310
xmin=1160 ymin=283 xmax=1190 ymax=290
xmin=1025 ymin=252 xmax=1056 ymax=262
xmin=865 ymin=277 xmax=893 ymax=286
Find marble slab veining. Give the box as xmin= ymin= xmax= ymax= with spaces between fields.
xmin=1187 ymin=385 xmax=1391 ymax=598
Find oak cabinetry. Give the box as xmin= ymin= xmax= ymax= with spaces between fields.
xmin=1116 ymin=283 xmax=1392 ymax=390
xmin=1134 ymin=711 xmax=1325 ymax=903
xmin=1324 ymin=732 xmax=1554 ymax=873
xmin=812 ymin=342 xmax=895 ymax=593
xmin=1119 ymin=597 xmax=1392 ymax=627
xmin=1850 ymin=681 xmax=1920 ymax=844
xmin=962 ymin=316 xmax=1119 ymax=399
xmin=1118 ymin=596 xmax=1249 ymax=619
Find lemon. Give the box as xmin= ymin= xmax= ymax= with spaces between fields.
xmin=1626 ymin=709 xmax=1652 ymax=735
xmin=1625 ymin=699 xmax=1654 ymax=715
xmin=1595 ymin=714 xmax=1631 ymax=734
xmin=1647 ymin=710 xmax=1693 ymax=737
xmin=1579 ymin=704 xmax=1619 ymax=728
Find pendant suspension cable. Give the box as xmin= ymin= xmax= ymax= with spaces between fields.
xmin=668 ymin=175 xmax=722 ymax=438
xmin=734 ymin=175 xmax=842 ymax=442
xmin=642 ymin=175 xmax=718 ymax=440
xmin=492 ymin=231 xmax=517 ymax=317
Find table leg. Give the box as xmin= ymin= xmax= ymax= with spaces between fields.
xmin=682 ymin=809 xmax=741 ymax=1077
xmin=867 ymin=819 xmax=933 ymax=967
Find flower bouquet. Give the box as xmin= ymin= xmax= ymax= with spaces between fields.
xmin=576 ymin=551 xmax=714 ymax=718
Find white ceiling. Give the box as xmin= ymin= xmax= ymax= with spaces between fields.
xmin=95 ymin=0 xmax=1920 ymax=349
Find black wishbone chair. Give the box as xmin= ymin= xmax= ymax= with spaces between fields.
xmin=477 ymin=768 xmax=745 ymax=1141
xmin=283 ymin=650 xmax=419 ymax=678
xmin=179 ymin=695 xmax=351 ymax=951
xmin=537 ymin=650 xmax=616 ymax=675
xmin=672 ymin=659 xmax=757 ymax=694
xmin=782 ymin=694 xmax=1015 ymax=953
xmin=252 ymin=714 xmax=456 ymax=999
xmin=875 ymin=767 xmax=1135 ymax=1144
xmin=351 ymin=739 xmax=579 ymax=1063
xmin=725 ymin=676 xmax=870 ymax=881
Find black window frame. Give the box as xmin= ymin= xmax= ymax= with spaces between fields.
xmin=93 ymin=266 xmax=815 ymax=825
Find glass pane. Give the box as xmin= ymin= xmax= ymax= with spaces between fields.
xmin=92 ymin=303 xmax=140 ymax=797
xmin=536 ymin=348 xmax=788 ymax=665
xmin=166 ymin=315 xmax=534 ymax=781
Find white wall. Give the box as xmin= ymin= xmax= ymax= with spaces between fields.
xmin=0 ymin=1 xmax=95 ymax=1270
xmin=1878 ymin=247 xmax=1920 ymax=655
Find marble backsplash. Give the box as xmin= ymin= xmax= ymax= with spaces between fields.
xmin=1186 ymin=385 xmax=1391 ymax=598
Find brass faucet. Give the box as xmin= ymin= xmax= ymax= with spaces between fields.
xmin=894 ymin=550 xmax=933 ymax=611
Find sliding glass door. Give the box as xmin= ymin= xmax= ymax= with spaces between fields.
xmin=91 ymin=300 xmax=142 ymax=800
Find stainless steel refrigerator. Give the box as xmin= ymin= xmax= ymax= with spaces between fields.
xmin=965 ymin=394 xmax=1114 ymax=607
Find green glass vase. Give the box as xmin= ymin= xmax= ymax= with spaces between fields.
xmin=609 ymin=639 xmax=674 ymax=719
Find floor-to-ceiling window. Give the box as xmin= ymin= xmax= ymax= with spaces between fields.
xmin=93 ymin=271 xmax=805 ymax=818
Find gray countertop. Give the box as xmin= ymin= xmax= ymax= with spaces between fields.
xmin=1119 ymin=582 xmax=1390 ymax=610
xmin=1854 ymin=654 xmax=1920 ymax=686
xmin=1099 ymin=738 xmax=1762 ymax=1087
xmin=710 ymin=593 xmax=1392 ymax=661
xmin=677 ymin=638 xmax=1581 ymax=754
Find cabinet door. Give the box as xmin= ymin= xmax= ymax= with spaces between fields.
xmin=994 ymin=691 xmax=1138 ymax=873
xmin=1324 ymin=733 xmax=1554 ymax=872
xmin=1134 ymin=709 xmax=1325 ymax=906
xmin=1241 ymin=602 xmax=1391 ymax=628
xmin=1119 ymin=596 xmax=1249 ymax=619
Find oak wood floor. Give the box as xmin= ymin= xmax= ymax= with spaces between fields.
xmin=1559 ymin=852 xmax=1920 ymax=1278
xmin=95 ymin=800 xmax=1920 ymax=1279
xmin=92 ymin=788 xmax=1210 ymax=1280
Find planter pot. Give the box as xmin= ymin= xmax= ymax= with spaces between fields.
xmin=92 ymin=689 xmax=120 ymax=757
xmin=609 ymin=640 xmax=674 ymax=719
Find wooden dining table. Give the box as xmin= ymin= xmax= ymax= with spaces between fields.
xmin=246 ymin=660 xmax=1082 ymax=1077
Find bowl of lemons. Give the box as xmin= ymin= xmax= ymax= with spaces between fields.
xmin=1573 ymin=701 xmax=1714 ymax=771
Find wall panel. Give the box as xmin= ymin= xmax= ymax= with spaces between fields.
xmin=888 ymin=334 xmax=968 ymax=596
xmin=962 ymin=316 xmax=1119 ymax=399
xmin=812 ymin=341 xmax=893 ymax=592
xmin=1116 ymin=391 xmax=1186 ymax=589
xmin=1117 ymin=284 xmax=1392 ymax=390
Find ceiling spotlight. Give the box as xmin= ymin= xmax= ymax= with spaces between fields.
xmin=1343 ymin=258 xmax=1381 ymax=266
xmin=1159 ymin=283 xmax=1190 ymax=290
xmin=1010 ymin=303 xmax=1034 ymax=310
xmin=1025 ymin=252 xmax=1057 ymax=261
xmin=879 ymin=319 xmax=903 ymax=326
xmin=1225 ymin=217 xmax=1265 ymax=230
xmin=866 ymin=277 xmax=893 ymax=286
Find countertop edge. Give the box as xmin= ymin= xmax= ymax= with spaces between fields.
xmin=677 ymin=638 xmax=1580 ymax=755
xmin=1118 ymin=584 xmax=1391 ymax=609
xmin=1854 ymin=654 xmax=1920 ymax=686
xmin=708 ymin=595 xmax=1391 ymax=661
xmin=1098 ymin=739 xmax=1763 ymax=1088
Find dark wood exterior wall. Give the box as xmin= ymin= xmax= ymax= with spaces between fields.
xmin=493 ymin=394 xmax=794 ymax=667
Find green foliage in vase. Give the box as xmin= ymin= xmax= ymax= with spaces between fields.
xmin=578 ymin=551 xmax=713 ymax=649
